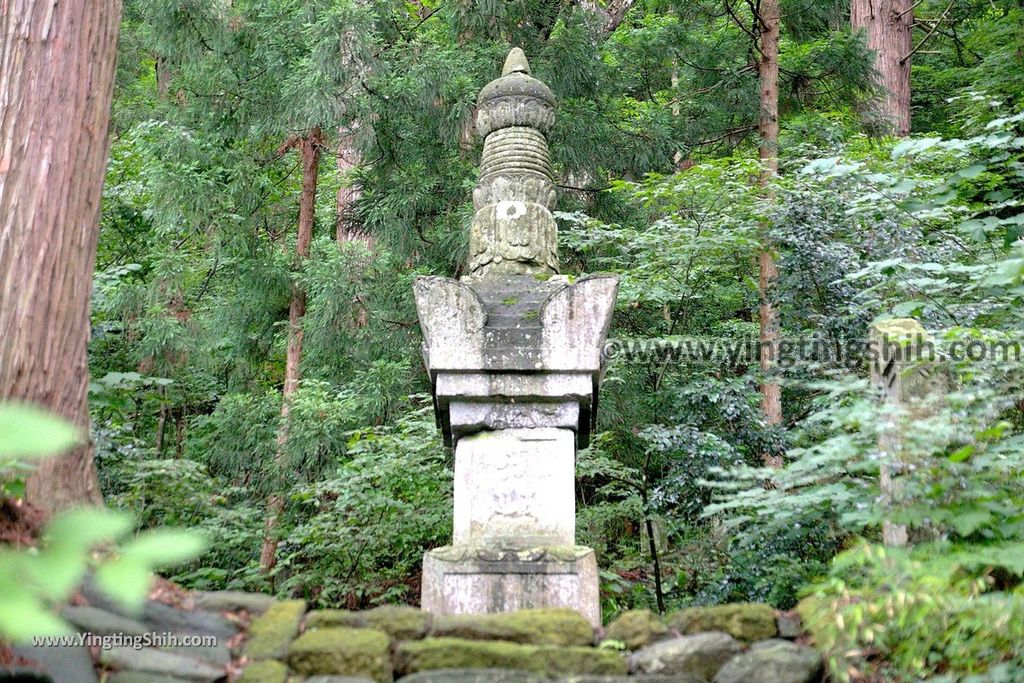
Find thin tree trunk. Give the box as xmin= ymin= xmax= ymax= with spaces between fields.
xmin=174 ymin=408 xmax=185 ymax=458
xmin=851 ymin=0 xmax=913 ymax=136
xmin=259 ymin=127 xmax=323 ymax=578
xmin=0 ymin=0 xmax=122 ymax=517
xmin=757 ymin=0 xmax=783 ymax=466
xmin=156 ymin=387 xmax=168 ymax=456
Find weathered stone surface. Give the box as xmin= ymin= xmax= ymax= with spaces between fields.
xmin=107 ymin=673 xmax=194 ymax=683
xmin=236 ymin=659 xmax=289 ymax=683
xmin=395 ymin=639 xmax=626 ymax=678
xmin=602 ymin=610 xmax=668 ymax=650
xmin=430 ymin=608 xmax=593 ymax=646
xmin=628 ymin=632 xmax=742 ymax=681
xmin=560 ymin=676 xmax=698 ymax=683
xmin=776 ymin=611 xmax=803 ymax=640
xmin=244 ymin=599 xmax=306 ymax=661
xmin=61 ymin=605 xmax=149 ymax=637
xmin=396 ymin=670 xmax=547 ymax=683
xmin=191 ymin=591 xmax=275 ymax=614
xmin=713 ymin=639 xmax=822 ymax=683
xmin=97 ymin=647 xmax=224 ymax=682
xmin=287 ymin=627 xmax=391 ymax=682
xmin=421 ymin=546 xmax=600 ymax=628
xmin=142 ymin=602 xmax=238 ymax=641
xmin=12 ymin=641 xmax=97 ymax=683
xmin=540 ymin=276 xmax=619 ymax=373
xmin=667 ymin=603 xmax=777 ymax=641
xmin=454 ymin=428 xmax=575 ymax=546
xmin=305 ymin=606 xmax=430 ymax=640
xmin=161 ymin=644 xmax=231 ymax=667
xmin=304 ymin=677 xmax=377 ymax=683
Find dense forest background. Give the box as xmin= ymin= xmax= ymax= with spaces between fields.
xmin=4 ymin=0 xmax=1024 ymax=680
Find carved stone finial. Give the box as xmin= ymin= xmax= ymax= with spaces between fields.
xmin=468 ymin=49 xmax=558 ymax=277
xmin=502 ymin=47 xmax=531 ymax=76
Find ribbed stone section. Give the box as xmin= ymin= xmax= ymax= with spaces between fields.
xmin=469 ymin=48 xmax=558 ymax=277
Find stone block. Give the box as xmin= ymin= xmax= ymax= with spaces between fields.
xmin=421 ymin=545 xmax=600 ymax=627
xmin=712 ymin=639 xmax=822 ymax=683
xmin=396 ymin=669 xmax=547 ymax=683
xmin=305 ymin=605 xmax=430 ymax=640
xmin=191 ymin=590 xmax=276 ymax=614
xmin=236 ymin=659 xmax=289 ymax=683
xmin=61 ymin=606 xmax=150 ymax=637
xmin=394 ymin=638 xmax=625 ymax=677
xmin=429 ymin=607 xmax=593 ymax=646
xmin=628 ymin=632 xmax=742 ymax=680
xmin=244 ymin=599 xmax=306 ymax=661
xmin=287 ymin=627 xmax=391 ymax=682
xmin=602 ymin=609 xmax=668 ymax=650
xmin=454 ymin=428 xmax=575 ymax=546
xmin=97 ymin=647 xmax=224 ymax=682
xmin=667 ymin=603 xmax=777 ymax=641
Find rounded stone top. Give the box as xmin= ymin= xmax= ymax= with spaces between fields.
xmin=476 ymin=49 xmax=556 ymax=137
xmin=478 ymin=50 xmax=556 ymax=108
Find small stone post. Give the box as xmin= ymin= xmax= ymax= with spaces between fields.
xmin=413 ymin=49 xmax=617 ymax=626
xmin=869 ymin=319 xmax=941 ymax=547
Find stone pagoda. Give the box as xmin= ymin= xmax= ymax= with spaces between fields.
xmin=413 ymin=48 xmax=618 ymax=627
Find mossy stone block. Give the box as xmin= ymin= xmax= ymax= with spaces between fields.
xmin=237 ymin=659 xmax=289 ymax=683
xmin=667 ymin=603 xmax=777 ymax=641
xmin=603 ymin=610 xmax=668 ymax=650
xmin=395 ymin=638 xmax=626 ymax=677
xmin=430 ymin=608 xmax=593 ymax=646
xmin=244 ymin=599 xmax=307 ymax=660
xmin=305 ymin=605 xmax=429 ymax=640
xmin=287 ymin=627 xmax=392 ymax=682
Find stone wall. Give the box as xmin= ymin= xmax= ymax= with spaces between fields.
xmin=239 ymin=600 xmax=823 ymax=683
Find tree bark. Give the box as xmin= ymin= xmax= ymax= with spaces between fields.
xmin=0 ymin=0 xmax=122 ymax=516
xmin=851 ymin=0 xmax=913 ymax=136
xmin=335 ymin=125 xmax=367 ymax=245
xmin=757 ymin=0 xmax=783 ymax=465
xmin=259 ymin=127 xmax=322 ymax=578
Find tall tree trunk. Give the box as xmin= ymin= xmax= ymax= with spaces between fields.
xmin=335 ymin=125 xmax=365 ymax=244
xmin=757 ymin=0 xmax=783 ymax=466
xmin=259 ymin=128 xmax=322 ymax=578
xmin=0 ymin=0 xmax=122 ymax=517
xmin=851 ymin=0 xmax=913 ymax=136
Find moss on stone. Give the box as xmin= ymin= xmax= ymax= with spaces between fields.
xmin=244 ymin=599 xmax=307 ymax=660
xmin=395 ymin=638 xmax=625 ymax=677
xmin=430 ymin=608 xmax=593 ymax=646
xmin=305 ymin=605 xmax=430 ymax=640
xmin=236 ymin=659 xmax=289 ymax=683
xmin=287 ymin=627 xmax=392 ymax=682
xmin=603 ymin=609 xmax=667 ymax=650
xmin=666 ymin=603 xmax=777 ymax=641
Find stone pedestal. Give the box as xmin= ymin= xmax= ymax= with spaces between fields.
xmin=421 ymin=546 xmax=600 ymax=627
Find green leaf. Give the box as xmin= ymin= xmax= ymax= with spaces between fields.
xmin=951 ymin=510 xmax=993 ymax=536
xmin=93 ymin=557 xmax=153 ymax=611
xmin=44 ymin=508 xmax=133 ymax=552
xmin=0 ymin=593 xmax=72 ymax=642
xmin=948 ymin=445 xmax=974 ymax=463
xmin=0 ymin=405 xmax=79 ymax=460
xmin=120 ymin=530 xmax=207 ymax=567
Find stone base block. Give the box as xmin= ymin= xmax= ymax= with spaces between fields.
xmin=421 ymin=545 xmax=600 ymax=628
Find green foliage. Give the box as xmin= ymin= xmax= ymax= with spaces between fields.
xmin=0 ymin=405 xmax=205 ymax=642
xmin=801 ymin=541 xmax=1024 ymax=682
xmin=279 ymin=407 xmax=451 ymax=606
